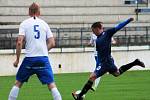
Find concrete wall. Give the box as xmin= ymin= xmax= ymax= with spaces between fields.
xmin=0 ymin=50 xmax=149 ymax=76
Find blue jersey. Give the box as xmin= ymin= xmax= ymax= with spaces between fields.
xmin=94 ymin=18 xmax=132 ymax=77
xmin=96 ymin=18 xmax=132 ymax=64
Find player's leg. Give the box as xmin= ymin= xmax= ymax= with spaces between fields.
xmin=80 ymin=72 xmax=97 ymax=94
xmin=37 ymin=70 xmax=62 ymax=100
xmin=8 ymin=73 xmax=32 ymax=100
xmin=72 ymin=72 xmax=96 ymax=100
xmin=8 ymin=57 xmax=33 ymax=100
xmin=72 ymin=65 xmax=106 ymax=100
xmin=36 ymin=57 xmax=62 ymax=100
xmin=8 ymin=80 xmax=23 ymax=100
xmin=91 ymin=77 xmax=101 ymax=91
xmin=47 ymin=82 xmax=62 ymax=100
xmin=119 ymin=59 xmax=145 ymax=75
xmin=91 ymin=56 xmax=101 ymax=91
xmin=112 ymin=59 xmax=145 ymax=77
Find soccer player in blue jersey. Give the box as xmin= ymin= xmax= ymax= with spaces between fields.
xmin=72 ymin=18 xmax=145 ymax=100
xmin=89 ymin=33 xmax=116 ymax=91
xmin=8 ymin=3 xmax=62 ymax=100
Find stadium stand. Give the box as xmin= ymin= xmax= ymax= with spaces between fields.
xmin=0 ymin=0 xmax=149 ymax=49
xmin=0 ymin=0 xmax=150 ymax=28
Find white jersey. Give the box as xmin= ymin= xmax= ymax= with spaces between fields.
xmin=90 ymin=34 xmax=97 ymax=56
xmin=19 ymin=17 xmax=53 ymax=57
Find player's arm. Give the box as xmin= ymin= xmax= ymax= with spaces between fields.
xmin=14 ymin=35 xmax=24 ymax=67
xmin=115 ymin=18 xmax=134 ymax=32
xmin=47 ymin=37 xmax=55 ymax=51
xmin=88 ymin=36 xmax=94 ymax=46
xmin=111 ymin=37 xmax=117 ymax=45
xmin=45 ymin=23 xmax=55 ymax=51
xmin=107 ymin=18 xmax=134 ymax=37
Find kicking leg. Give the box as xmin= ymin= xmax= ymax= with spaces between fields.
xmin=111 ymin=59 xmax=145 ymax=77
xmin=119 ymin=59 xmax=145 ymax=75
xmin=8 ymin=80 xmax=23 ymax=100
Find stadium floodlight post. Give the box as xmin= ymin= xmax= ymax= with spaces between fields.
xmin=135 ymin=0 xmax=139 ymax=21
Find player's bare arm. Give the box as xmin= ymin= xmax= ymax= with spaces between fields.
xmin=13 ymin=35 xmax=24 ymax=67
xmin=47 ymin=37 xmax=55 ymax=51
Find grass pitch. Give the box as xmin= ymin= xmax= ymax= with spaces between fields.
xmin=0 ymin=70 xmax=150 ymax=100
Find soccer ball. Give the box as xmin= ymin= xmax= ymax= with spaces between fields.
xmin=75 ymin=90 xmax=86 ymax=98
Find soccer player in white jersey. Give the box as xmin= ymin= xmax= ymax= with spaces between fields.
xmin=8 ymin=3 xmax=62 ymax=100
xmin=89 ymin=33 xmax=101 ymax=91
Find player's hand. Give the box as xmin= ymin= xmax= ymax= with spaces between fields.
xmin=13 ymin=59 xmax=19 ymax=68
xmin=130 ymin=18 xmax=134 ymax=21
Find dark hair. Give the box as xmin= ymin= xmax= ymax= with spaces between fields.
xmin=91 ymin=22 xmax=103 ymax=29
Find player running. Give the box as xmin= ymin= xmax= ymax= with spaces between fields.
xmin=8 ymin=3 xmax=62 ymax=100
xmin=72 ymin=18 xmax=145 ymax=100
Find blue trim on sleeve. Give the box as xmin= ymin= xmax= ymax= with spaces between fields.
xmin=115 ymin=18 xmax=131 ymax=31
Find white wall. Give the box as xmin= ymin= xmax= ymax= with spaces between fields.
xmin=0 ymin=50 xmax=149 ymax=76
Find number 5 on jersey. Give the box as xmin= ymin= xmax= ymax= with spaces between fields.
xmin=34 ymin=25 xmax=40 ymax=39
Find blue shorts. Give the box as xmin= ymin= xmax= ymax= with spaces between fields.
xmin=94 ymin=57 xmax=117 ymax=78
xmin=16 ymin=56 xmax=54 ymax=84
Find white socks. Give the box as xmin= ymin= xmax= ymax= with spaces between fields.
xmin=8 ymin=86 xmax=62 ymax=100
xmin=51 ymin=87 xmax=62 ymax=100
xmin=8 ymin=86 xmax=20 ymax=100
xmin=92 ymin=77 xmax=101 ymax=90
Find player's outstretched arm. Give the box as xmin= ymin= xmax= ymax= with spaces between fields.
xmin=115 ymin=18 xmax=134 ymax=32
